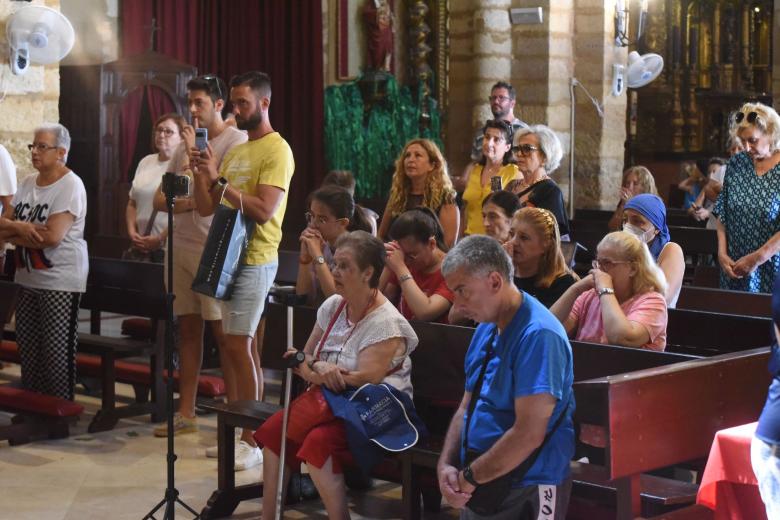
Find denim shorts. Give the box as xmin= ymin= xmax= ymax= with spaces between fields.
xmin=220 ymin=262 xmax=277 ymax=337
xmin=751 ymin=436 xmax=780 ymax=519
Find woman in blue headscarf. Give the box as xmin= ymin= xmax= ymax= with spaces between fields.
xmin=622 ymin=194 xmax=685 ymax=307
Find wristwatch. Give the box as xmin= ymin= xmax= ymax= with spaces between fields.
xmin=314 ymin=255 xmax=326 ymax=265
xmin=211 ymin=176 xmax=228 ymax=192
xmin=597 ymin=287 xmax=615 ymax=298
xmin=462 ymin=465 xmax=479 ymax=487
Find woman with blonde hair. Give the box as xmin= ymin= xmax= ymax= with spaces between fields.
xmin=608 ymin=165 xmax=658 ymax=231
xmin=714 ymin=101 xmax=780 ymax=293
xmin=377 ymin=139 xmax=459 ymax=247
xmin=551 ymin=231 xmax=668 ymax=351
xmin=504 ymin=207 xmax=576 ymax=307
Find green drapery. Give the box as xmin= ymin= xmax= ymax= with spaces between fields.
xmin=324 ymin=75 xmax=442 ymax=199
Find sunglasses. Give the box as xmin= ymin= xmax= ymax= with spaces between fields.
xmin=512 ymin=144 xmax=539 ymax=156
xmin=734 ymin=111 xmax=760 ymax=125
xmin=202 ymin=74 xmax=223 ymax=101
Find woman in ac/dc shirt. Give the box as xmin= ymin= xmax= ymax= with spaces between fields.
xmin=0 ymin=123 xmax=88 ymax=400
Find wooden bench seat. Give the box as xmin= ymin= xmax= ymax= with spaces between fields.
xmin=0 ymin=385 xmax=84 ymax=445
xmin=646 ymin=503 xmax=714 ymax=519
xmin=570 ymin=462 xmax=699 ymax=517
xmin=0 ymin=340 xmax=225 ymax=399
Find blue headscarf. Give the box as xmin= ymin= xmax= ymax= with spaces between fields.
xmin=624 ymin=193 xmax=670 ymax=260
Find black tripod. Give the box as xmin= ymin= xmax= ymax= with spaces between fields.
xmin=143 ymin=173 xmax=199 ymax=520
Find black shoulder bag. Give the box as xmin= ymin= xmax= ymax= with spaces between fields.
xmin=462 ymin=327 xmax=569 ymax=516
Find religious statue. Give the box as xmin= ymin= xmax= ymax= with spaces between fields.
xmin=363 ymin=0 xmax=394 ymax=72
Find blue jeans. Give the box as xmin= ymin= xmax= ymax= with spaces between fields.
xmin=751 ymin=436 xmax=780 ymax=519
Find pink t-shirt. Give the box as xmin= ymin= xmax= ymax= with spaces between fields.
xmin=568 ymin=290 xmax=668 ymax=351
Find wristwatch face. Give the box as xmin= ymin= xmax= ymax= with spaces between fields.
xmin=315 ymin=255 xmax=326 ymax=265
xmin=217 ymin=176 xmax=228 ymax=187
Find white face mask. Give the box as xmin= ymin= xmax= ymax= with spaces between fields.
xmin=623 ymin=223 xmax=655 ymax=243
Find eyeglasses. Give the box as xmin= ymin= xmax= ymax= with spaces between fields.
xmin=27 ymin=143 xmax=58 ymax=152
xmin=305 ymin=211 xmax=344 ymax=226
xmin=202 ymin=75 xmax=223 ymax=101
xmin=488 ymin=95 xmax=510 ymax=103
xmin=512 ymin=144 xmax=539 ymax=156
xmin=592 ymin=258 xmax=631 ymax=270
xmin=734 ymin=111 xmax=760 ymax=125
xmin=155 ymin=128 xmax=177 ymax=136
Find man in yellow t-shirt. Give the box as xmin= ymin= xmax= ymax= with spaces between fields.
xmin=192 ymin=70 xmax=295 ymax=471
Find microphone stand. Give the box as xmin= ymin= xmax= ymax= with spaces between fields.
xmin=143 ymin=173 xmax=199 ymax=520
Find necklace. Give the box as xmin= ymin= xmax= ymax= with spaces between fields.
xmin=343 ymin=288 xmax=378 ymax=336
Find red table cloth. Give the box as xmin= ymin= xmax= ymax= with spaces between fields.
xmin=696 ymin=422 xmax=767 ymax=520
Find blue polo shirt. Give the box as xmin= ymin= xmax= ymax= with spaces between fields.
xmin=461 ymin=292 xmax=575 ymax=486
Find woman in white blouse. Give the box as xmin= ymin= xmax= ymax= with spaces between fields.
xmin=254 ymin=230 xmax=418 ymax=519
xmin=125 ymin=113 xmax=184 ymax=261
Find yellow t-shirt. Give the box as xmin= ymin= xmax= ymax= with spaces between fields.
xmin=462 ymin=163 xmax=519 ymax=235
xmin=219 ymin=132 xmax=295 ymax=265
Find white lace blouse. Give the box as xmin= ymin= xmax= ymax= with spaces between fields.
xmin=314 ymin=295 xmax=418 ymax=397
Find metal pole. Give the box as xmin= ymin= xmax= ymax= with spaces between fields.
xmin=569 ymin=78 xmax=577 ymax=220
xmin=275 ymin=305 xmax=295 ymax=520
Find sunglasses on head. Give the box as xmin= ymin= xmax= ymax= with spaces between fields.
xmin=201 ymin=74 xmax=223 ymax=101
xmin=734 ymin=111 xmax=760 ymax=125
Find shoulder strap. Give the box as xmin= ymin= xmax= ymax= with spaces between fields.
xmin=462 ymin=326 xmax=498 ymax=452
xmin=313 ymin=297 xmax=347 ymax=359
xmin=141 ymin=209 xmax=159 ymax=237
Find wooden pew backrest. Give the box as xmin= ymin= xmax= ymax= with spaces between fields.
xmin=676 ymin=286 xmax=771 ymax=318
xmin=81 ymin=257 xmax=166 ymax=321
xmin=666 ymin=308 xmax=772 ymax=355
xmin=575 ymin=347 xmax=771 ymax=480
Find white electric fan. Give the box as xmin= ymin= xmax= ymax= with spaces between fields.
xmin=6 ymin=5 xmax=75 ymax=75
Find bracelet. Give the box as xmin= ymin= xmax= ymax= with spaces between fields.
xmin=398 ymin=273 xmax=413 ymax=284
xmin=597 ymin=287 xmax=615 ymax=298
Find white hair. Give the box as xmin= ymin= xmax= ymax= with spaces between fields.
xmin=34 ymin=122 xmax=71 ymax=162
xmin=514 ymin=124 xmax=563 ymax=173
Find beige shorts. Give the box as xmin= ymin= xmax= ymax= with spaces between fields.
xmin=165 ymin=248 xmax=222 ymax=321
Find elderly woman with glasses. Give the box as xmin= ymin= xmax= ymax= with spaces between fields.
xmin=512 ymin=125 xmax=571 ymax=240
xmin=0 ymin=123 xmax=88 ymax=400
xmin=712 ymin=102 xmax=780 ymax=293
xmin=124 ymin=113 xmax=185 ymax=262
xmin=460 ymin=119 xmax=522 ymax=237
xmin=551 ymin=231 xmax=668 ymax=351
xmin=296 ymin=185 xmax=373 ymax=305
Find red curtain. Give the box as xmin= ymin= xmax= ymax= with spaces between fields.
xmin=119 ymin=87 xmax=145 ymax=182
xmin=120 ymin=0 xmax=325 ymax=225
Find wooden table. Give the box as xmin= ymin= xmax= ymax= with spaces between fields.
xmin=696 ymin=422 xmax=768 ymax=520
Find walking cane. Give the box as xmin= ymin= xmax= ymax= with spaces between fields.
xmin=276 ymin=304 xmax=305 ymax=520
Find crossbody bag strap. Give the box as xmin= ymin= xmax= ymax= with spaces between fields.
xmin=312 ymin=297 xmax=348 ymax=360
xmin=462 ymin=326 xmax=498 ymax=453
xmin=142 ymin=209 xmax=159 ymax=237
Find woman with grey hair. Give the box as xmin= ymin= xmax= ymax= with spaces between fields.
xmin=713 ymin=101 xmax=780 ymax=293
xmin=512 ymin=125 xmax=570 ymax=239
xmin=0 ymin=122 xmax=88 ymax=400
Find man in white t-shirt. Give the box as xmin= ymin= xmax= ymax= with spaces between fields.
xmin=152 ymin=76 xmax=248 ymax=450
xmin=0 ymin=144 xmax=17 ymax=273
xmin=691 ymin=157 xmax=727 ymax=229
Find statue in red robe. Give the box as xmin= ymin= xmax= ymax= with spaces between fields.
xmin=363 ymin=0 xmax=393 ymax=72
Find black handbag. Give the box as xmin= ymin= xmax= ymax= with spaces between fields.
xmin=463 ymin=327 xmax=568 ymax=516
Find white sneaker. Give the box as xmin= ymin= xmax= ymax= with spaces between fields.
xmin=205 ymin=429 xmax=240 ymax=458
xmin=234 ymin=440 xmax=263 ymax=471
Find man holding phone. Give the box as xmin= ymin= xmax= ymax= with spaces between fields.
xmin=192 ymin=71 xmax=295 ymax=472
xmin=152 ymin=76 xmax=248 ymax=455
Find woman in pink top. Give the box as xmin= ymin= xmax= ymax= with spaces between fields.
xmin=551 ymin=231 xmax=668 ymax=350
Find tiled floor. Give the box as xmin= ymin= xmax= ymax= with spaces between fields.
xmin=0 ymin=313 xmax=460 ymax=519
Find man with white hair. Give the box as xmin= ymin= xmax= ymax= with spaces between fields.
xmin=436 ymin=235 xmax=574 ymax=519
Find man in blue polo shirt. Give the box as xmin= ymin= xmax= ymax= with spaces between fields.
xmin=437 ymin=235 xmax=574 ymax=519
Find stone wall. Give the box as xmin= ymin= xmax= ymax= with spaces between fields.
xmin=0 ymin=0 xmax=63 ymax=180
xmin=446 ymin=0 xmax=628 ymax=210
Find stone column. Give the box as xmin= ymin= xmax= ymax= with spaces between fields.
xmin=446 ymin=0 xmax=513 ymax=178
xmin=0 ymin=0 xmax=63 ymax=180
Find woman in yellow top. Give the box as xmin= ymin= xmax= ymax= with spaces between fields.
xmin=461 ymin=119 xmax=522 ymax=236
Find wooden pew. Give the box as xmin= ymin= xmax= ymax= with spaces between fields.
xmin=0 ymin=280 xmax=85 ymax=444
xmin=574 ymin=347 xmax=770 ymax=519
xmin=400 ymin=324 xmax=704 ymax=519
xmin=574 ymin=208 xmax=703 ymax=228
xmin=77 ymin=257 xmax=167 ymax=432
xmin=676 ymin=286 xmax=771 ymax=318
xmin=666 ymin=309 xmax=773 ymax=356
